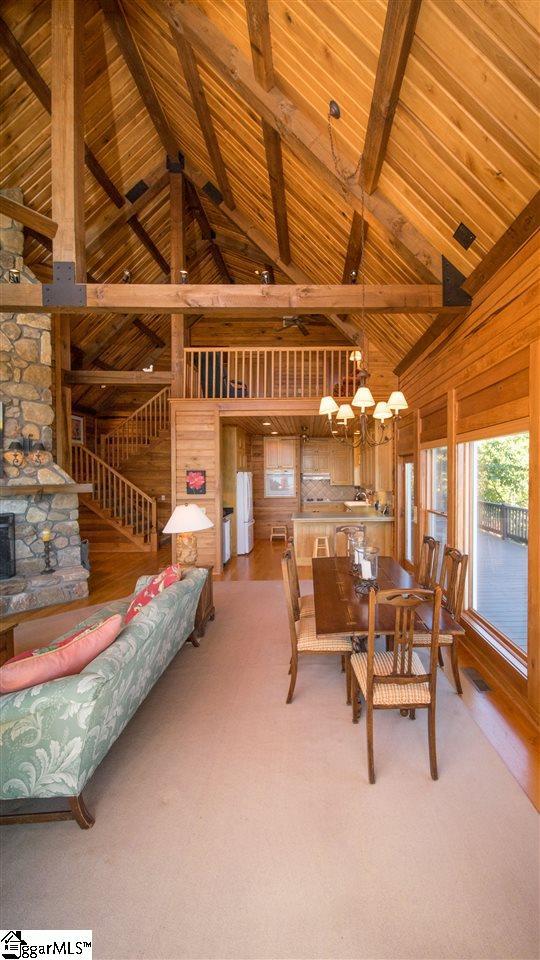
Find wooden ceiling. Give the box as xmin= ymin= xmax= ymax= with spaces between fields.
xmin=223 ymin=413 xmax=336 ymax=437
xmin=1 ymin=0 xmax=538 ymax=412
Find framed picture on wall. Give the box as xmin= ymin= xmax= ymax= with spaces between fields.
xmin=186 ymin=469 xmax=206 ymax=495
xmin=71 ymin=414 xmax=84 ymax=445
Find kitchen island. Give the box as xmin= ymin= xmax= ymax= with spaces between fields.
xmin=293 ymin=509 xmax=394 ymax=564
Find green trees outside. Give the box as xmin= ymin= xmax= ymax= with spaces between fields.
xmin=477 ymin=433 xmax=529 ymax=507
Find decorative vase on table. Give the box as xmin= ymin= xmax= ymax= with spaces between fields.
xmin=353 ymin=545 xmax=379 ymax=596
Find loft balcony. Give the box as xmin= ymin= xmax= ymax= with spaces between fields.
xmin=182 ymin=346 xmax=361 ymax=401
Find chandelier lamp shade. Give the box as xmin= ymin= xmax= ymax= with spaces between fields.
xmin=318 ymin=372 xmax=408 ymax=449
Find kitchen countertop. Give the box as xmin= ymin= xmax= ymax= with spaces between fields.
xmin=293 ymin=512 xmax=394 ymax=523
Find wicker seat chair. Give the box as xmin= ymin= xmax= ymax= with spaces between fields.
xmin=351 ymin=586 xmax=443 ymax=783
xmin=288 ymin=537 xmax=314 ymax=618
xmin=282 ymin=549 xmax=352 ymax=704
xmin=413 ymin=546 xmax=468 ymax=694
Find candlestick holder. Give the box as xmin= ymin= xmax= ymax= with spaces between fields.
xmin=41 ymin=539 xmax=55 ymax=575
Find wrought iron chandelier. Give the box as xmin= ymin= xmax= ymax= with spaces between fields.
xmin=319 ymin=102 xmax=408 ymax=448
xmin=319 ymin=354 xmax=408 ymax=448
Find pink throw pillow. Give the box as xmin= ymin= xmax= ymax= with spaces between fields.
xmin=0 ymin=614 xmax=123 ymax=695
xmin=124 ymin=565 xmax=184 ymax=624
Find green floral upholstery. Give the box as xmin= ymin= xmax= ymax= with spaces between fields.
xmin=0 ymin=568 xmax=207 ymax=800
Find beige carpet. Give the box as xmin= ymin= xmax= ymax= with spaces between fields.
xmin=1 ymin=581 xmax=538 ymax=960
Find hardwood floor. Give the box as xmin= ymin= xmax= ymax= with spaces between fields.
xmin=13 ymin=538 xmax=539 ymax=809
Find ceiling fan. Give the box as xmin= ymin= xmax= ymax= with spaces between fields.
xmin=282 ymin=315 xmax=310 ymax=337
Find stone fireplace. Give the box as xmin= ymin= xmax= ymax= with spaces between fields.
xmin=0 ymin=187 xmax=89 ymax=617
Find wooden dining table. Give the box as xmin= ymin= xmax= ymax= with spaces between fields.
xmin=312 ymin=556 xmax=465 ymax=638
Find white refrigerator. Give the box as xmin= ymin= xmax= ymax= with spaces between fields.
xmin=236 ymin=471 xmax=254 ymax=555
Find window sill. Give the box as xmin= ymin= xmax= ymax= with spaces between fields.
xmin=462 ymin=611 xmax=527 ymax=679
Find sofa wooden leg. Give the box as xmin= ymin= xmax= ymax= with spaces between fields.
xmin=68 ymin=794 xmax=95 ymax=830
xmin=186 ymin=631 xmax=200 ymax=647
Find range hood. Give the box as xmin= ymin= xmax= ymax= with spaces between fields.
xmin=301 ymin=472 xmax=331 ymax=480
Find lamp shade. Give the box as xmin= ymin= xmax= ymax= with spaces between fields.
xmin=352 ymin=386 xmax=375 ymax=410
xmin=336 ymin=403 xmax=355 ymax=422
xmin=388 ymin=390 xmax=408 ymax=411
xmin=373 ymin=401 xmax=392 ymax=422
xmin=349 ymin=350 xmax=363 ymax=363
xmin=163 ymin=504 xmax=214 ymax=534
xmin=319 ymin=395 xmax=339 ymax=416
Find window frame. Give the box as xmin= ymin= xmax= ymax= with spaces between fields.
xmin=457 ymin=431 xmax=528 ymax=671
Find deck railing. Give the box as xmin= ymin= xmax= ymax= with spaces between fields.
xmin=72 ymin=444 xmax=158 ymax=550
xmin=182 ymin=347 xmax=359 ymax=400
xmin=478 ymin=500 xmax=528 ymax=544
xmin=101 ymin=386 xmax=171 ymax=469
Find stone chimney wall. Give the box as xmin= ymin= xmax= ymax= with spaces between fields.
xmin=0 ymin=188 xmax=88 ymax=609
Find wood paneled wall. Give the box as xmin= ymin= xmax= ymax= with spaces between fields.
xmin=398 ymin=233 xmax=539 ymax=724
xmin=251 ymin=435 xmax=300 ymax=540
xmin=170 ymin=401 xmax=222 ymax=572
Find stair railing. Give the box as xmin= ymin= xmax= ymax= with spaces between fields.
xmin=100 ymin=386 xmax=171 ymax=469
xmin=72 ymin=445 xmax=158 ymax=551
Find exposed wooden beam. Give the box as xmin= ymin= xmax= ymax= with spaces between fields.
xmin=185 ymin=180 xmax=233 ymax=283
xmin=462 ymin=192 xmax=540 ymax=297
xmin=0 ymin=16 xmax=51 ymax=111
xmin=158 ymin=0 xmax=443 ymax=282
xmin=0 ymin=16 xmax=167 ymax=276
xmin=361 ymin=0 xmax=421 ymax=194
xmin=1 ymin=282 xmax=456 ymax=316
xmin=170 ymin=170 xmax=186 ymax=396
xmin=170 ymin=29 xmax=235 ymax=209
xmin=51 ymin=0 xmax=85 ymax=280
xmin=0 ymin=196 xmax=57 ymax=239
xmin=100 ymin=0 xmax=179 ymax=159
xmin=132 ymin=317 xmax=165 ymax=348
xmin=342 ymin=213 xmax=368 ymax=283
xmin=66 ymin=370 xmax=172 ymax=385
xmin=86 ymin=168 xmax=169 ymax=255
xmin=180 ymin=158 xmax=362 ymax=344
xmin=245 ymin=0 xmax=291 ymax=265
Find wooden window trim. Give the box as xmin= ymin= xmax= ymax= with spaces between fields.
xmin=462 ymin=610 xmax=527 ymax=676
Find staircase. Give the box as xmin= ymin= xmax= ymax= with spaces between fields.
xmin=100 ymin=386 xmax=170 ymax=470
xmin=72 ymin=444 xmax=158 ymax=552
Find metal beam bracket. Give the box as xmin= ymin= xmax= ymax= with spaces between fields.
xmin=442 ymin=257 xmax=472 ymax=307
xmin=166 ymin=153 xmax=185 ymax=173
xmin=43 ymin=262 xmax=87 ymax=307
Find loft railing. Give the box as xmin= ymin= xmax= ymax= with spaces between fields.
xmin=101 ymin=386 xmax=171 ymax=469
xmin=72 ymin=444 xmax=158 ymax=551
xmin=182 ymin=347 xmax=359 ymax=400
xmin=478 ymin=500 xmax=528 ymax=544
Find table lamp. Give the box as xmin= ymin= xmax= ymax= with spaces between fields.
xmin=163 ymin=504 xmax=214 ymax=565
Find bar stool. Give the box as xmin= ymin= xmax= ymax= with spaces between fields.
xmin=312 ymin=536 xmax=331 ymax=558
xmin=270 ymin=524 xmax=288 ymax=542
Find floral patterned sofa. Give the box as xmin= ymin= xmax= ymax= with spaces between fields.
xmin=0 ymin=567 xmax=207 ymax=828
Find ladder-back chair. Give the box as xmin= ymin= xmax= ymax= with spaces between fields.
xmin=281 ymin=549 xmax=352 ymax=704
xmin=414 ymin=546 xmax=468 ymax=694
xmin=417 ymin=535 xmax=440 ymax=588
xmin=351 ymin=586 xmax=442 ymax=783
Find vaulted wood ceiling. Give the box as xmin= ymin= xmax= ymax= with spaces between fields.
xmin=1 ymin=0 xmax=538 ymax=413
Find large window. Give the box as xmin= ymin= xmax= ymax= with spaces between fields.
xmin=463 ymin=432 xmax=529 ymax=657
xmin=404 ymin=459 xmax=415 ymax=566
xmin=423 ymin=446 xmax=448 ymax=575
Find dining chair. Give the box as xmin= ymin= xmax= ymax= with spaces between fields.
xmin=417 ymin=535 xmax=440 ymax=588
xmin=350 ymin=586 xmax=442 ymax=783
xmin=282 ymin=549 xmax=352 ymax=704
xmin=288 ymin=538 xmax=314 ymax=618
xmin=413 ymin=546 xmax=468 ymax=694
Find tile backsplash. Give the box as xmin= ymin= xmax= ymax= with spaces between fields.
xmin=301 ymin=479 xmax=357 ymax=501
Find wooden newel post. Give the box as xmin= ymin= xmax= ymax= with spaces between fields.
xmin=170 ymin=169 xmax=186 ymax=397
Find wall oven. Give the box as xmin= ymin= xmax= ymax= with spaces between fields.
xmin=265 ymin=469 xmax=296 ymax=498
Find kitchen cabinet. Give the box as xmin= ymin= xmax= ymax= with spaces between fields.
xmin=301 ymin=440 xmax=330 ymax=474
xmin=329 ymin=443 xmax=353 ymax=485
xmin=354 ymin=438 xmax=394 ymax=492
xmin=264 ymin=437 xmax=295 ymax=470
